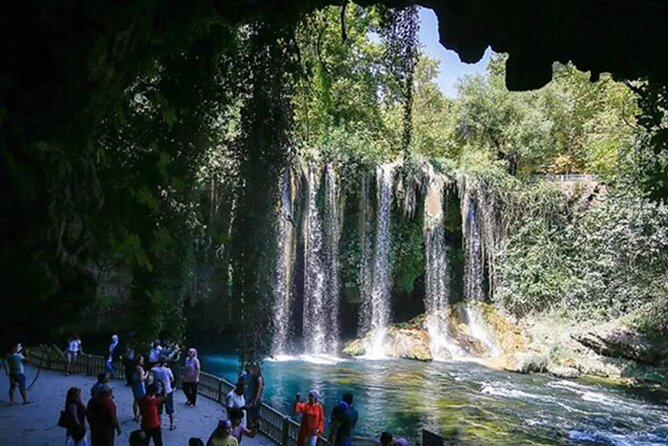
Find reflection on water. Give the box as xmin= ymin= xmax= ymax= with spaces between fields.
xmin=201 ymin=354 xmax=668 ymax=446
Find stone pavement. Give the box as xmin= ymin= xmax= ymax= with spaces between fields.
xmin=0 ymin=365 xmax=275 ymax=446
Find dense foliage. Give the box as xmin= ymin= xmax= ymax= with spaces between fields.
xmin=2 ymin=1 xmax=668 ymax=354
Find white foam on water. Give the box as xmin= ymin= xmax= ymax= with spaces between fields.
xmin=360 ymin=328 xmax=389 ymax=360
xmin=568 ymin=429 xmax=668 ymax=446
xmin=266 ymin=354 xmax=299 ymax=362
xmin=297 ymin=354 xmax=345 ymax=365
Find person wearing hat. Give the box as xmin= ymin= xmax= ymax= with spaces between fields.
xmin=294 ymin=389 xmax=324 ymax=446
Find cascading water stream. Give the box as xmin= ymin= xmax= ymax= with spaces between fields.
xmin=358 ymin=174 xmax=374 ymax=336
xmin=272 ymin=169 xmax=294 ymax=356
xmin=302 ymin=165 xmax=327 ymax=354
xmin=323 ymin=164 xmax=341 ymax=352
xmin=423 ymin=172 xmax=465 ymax=359
xmin=363 ymin=163 xmax=397 ymax=358
xmin=464 ymin=197 xmax=485 ymax=301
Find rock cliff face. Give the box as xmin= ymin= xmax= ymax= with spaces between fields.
xmin=343 ymin=302 xmax=527 ymax=363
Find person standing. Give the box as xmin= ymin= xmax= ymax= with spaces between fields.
xmin=105 ymin=335 xmax=119 ymax=379
xmin=3 ymin=342 xmax=30 ymax=405
xmin=91 ymin=372 xmax=111 ymax=399
xmin=132 ymin=356 xmax=149 ymax=421
xmin=206 ymin=419 xmax=239 ymax=446
xmin=225 ymin=381 xmax=246 ymax=427
xmin=138 ymin=384 xmax=165 ymax=446
xmin=87 ymin=386 xmax=121 ymax=446
xmin=228 ymin=408 xmax=257 ymax=444
xmin=66 ymin=335 xmax=83 ymax=376
xmin=61 ymin=387 xmax=87 ymax=442
xmin=294 ymin=390 xmax=324 ymax=446
xmin=66 ymin=425 xmax=89 ymax=446
xmin=151 ymin=359 xmax=176 ymax=430
xmin=123 ymin=344 xmax=137 ymax=386
xmin=328 ymin=396 xmax=355 ymax=446
xmin=183 ymin=348 xmax=200 ymax=407
xmin=147 ymin=340 xmax=162 ymax=369
xmin=246 ymin=364 xmax=264 ymax=427
xmin=342 ymin=393 xmax=358 ymax=437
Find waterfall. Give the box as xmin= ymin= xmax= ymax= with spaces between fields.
xmin=464 ymin=197 xmax=485 ymax=301
xmin=423 ymin=171 xmax=464 ymax=359
xmin=358 ymin=174 xmax=374 ymax=336
xmin=363 ymin=163 xmax=396 ymax=357
xmin=272 ymin=169 xmax=294 ymax=356
xmin=302 ymin=164 xmax=327 ymax=354
xmin=323 ymin=164 xmax=341 ymax=352
xmin=424 ymin=175 xmax=449 ymax=313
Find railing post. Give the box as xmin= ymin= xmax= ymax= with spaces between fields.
xmin=218 ymin=380 xmax=224 ymax=404
xmin=85 ymin=354 xmax=91 ymax=376
xmin=281 ymin=416 xmax=290 ymax=446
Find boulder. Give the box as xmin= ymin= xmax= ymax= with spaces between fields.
xmin=386 ymin=327 xmax=433 ymax=361
xmin=503 ymin=352 xmax=549 ymax=374
xmin=547 ymin=365 xmax=580 ymax=379
xmin=343 ymin=339 xmax=366 ymax=357
xmin=573 ymin=330 xmax=665 ymax=365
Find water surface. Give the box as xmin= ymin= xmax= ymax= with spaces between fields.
xmin=202 ymin=354 xmax=668 ymax=445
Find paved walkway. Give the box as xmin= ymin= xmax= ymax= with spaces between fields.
xmin=0 ymin=365 xmax=275 ymax=446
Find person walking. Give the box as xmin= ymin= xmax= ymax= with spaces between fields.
xmin=61 ymin=387 xmax=87 ymax=442
xmin=105 ymin=335 xmax=119 ymax=379
xmin=3 ymin=342 xmax=30 ymax=405
xmin=294 ymin=390 xmax=324 ymax=446
xmin=225 ymin=381 xmax=246 ymax=427
xmin=138 ymin=383 xmax=166 ymax=446
xmin=87 ymin=386 xmax=121 ymax=446
xmin=151 ymin=359 xmax=176 ymax=430
xmin=132 ymin=356 xmax=149 ymax=421
xmin=183 ymin=348 xmax=200 ymax=407
xmin=66 ymin=335 xmax=83 ymax=376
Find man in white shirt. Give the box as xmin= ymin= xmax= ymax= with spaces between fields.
xmin=226 ymin=381 xmax=247 ymax=427
xmin=66 ymin=335 xmax=83 ymax=376
xmin=151 ymin=359 xmax=175 ymax=430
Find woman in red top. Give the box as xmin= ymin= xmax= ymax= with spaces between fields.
xmin=294 ymin=389 xmax=324 ymax=446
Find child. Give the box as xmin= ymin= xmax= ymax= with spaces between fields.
xmin=206 ymin=419 xmax=239 ymax=446
xmin=229 ymin=408 xmax=258 ymax=444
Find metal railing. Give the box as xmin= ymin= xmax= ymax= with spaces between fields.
xmin=30 ymin=346 xmax=446 ymax=446
xmin=28 ymin=345 xmax=323 ymax=446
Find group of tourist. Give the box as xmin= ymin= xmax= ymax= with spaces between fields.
xmin=4 ymin=337 xmax=412 ymax=446
xmin=56 ymin=334 xmax=201 ymax=445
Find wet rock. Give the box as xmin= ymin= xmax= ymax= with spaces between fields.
xmin=573 ymin=330 xmax=665 ymax=365
xmin=547 ymin=365 xmax=580 ymax=379
xmin=387 ymin=327 xmax=433 ymax=362
xmin=504 ymin=352 xmax=549 ymax=374
xmin=343 ymin=339 xmax=365 ymax=357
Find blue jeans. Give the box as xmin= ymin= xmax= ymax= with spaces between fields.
xmin=105 ymin=359 xmax=115 ymax=378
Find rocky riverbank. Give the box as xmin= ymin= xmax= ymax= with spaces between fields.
xmin=343 ymin=303 xmax=668 ymax=385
